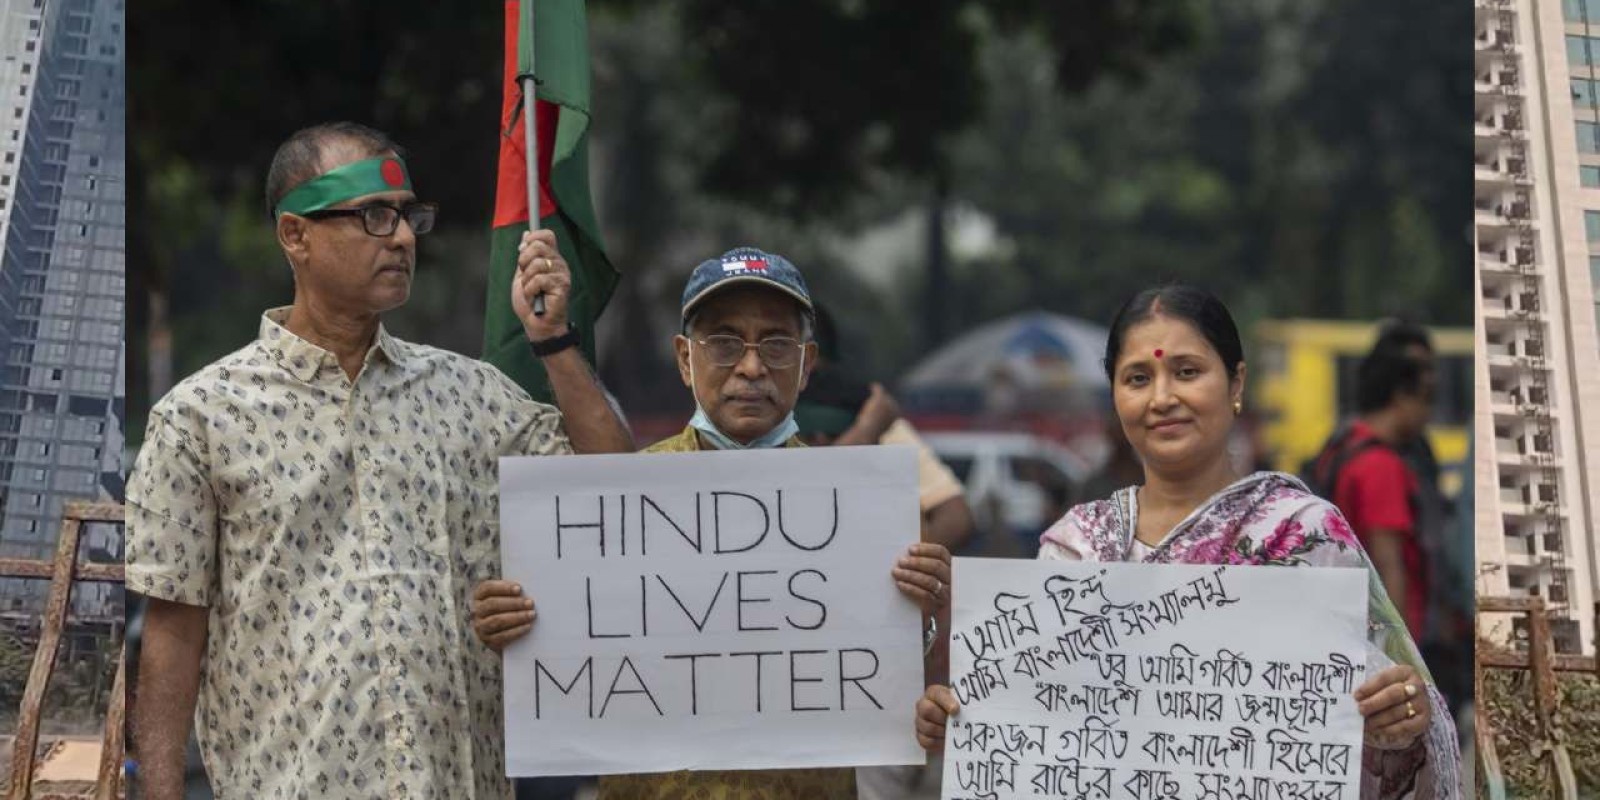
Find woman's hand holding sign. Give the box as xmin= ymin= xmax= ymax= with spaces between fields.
xmin=914 ymin=684 xmax=960 ymax=752
xmin=1354 ymin=664 xmax=1430 ymax=750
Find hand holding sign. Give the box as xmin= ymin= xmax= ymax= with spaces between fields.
xmin=892 ymin=542 xmax=951 ymax=613
xmin=915 ymin=684 xmax=960 ymax=752
xmin=472 ymin=580 xmax=537 ymax=652
xmin=1355 ymin=664 xmax=1430 ymax=749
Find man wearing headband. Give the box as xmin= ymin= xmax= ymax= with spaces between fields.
xmin=469 ymin=248 xmax=951 ymax=799
xmin=127 ymin=122 xmax=633 ymax=799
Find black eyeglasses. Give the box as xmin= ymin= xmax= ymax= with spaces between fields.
xmin=694 ymin=334 xmax=805 ymax=368
xmin=301 ymin=202 xmax=438 ymax=237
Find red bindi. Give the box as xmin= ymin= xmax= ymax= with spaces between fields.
xmin=1154 ymin=349 xmax=1164 ymax=359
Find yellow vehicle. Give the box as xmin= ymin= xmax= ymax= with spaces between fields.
xmin=1251 ymin=319 xmax=1471 ymax=484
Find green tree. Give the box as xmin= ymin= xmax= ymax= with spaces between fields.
xmin=130 ymin=0 xmax=1206 ymax=430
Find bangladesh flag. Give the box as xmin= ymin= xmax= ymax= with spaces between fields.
xmin=484 ymin=0 xmax=617 ymax=402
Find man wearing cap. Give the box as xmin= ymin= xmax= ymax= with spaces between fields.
xmin=128 ymin=122 xmax=634 ymax=799
xmin=471 ymin=247 xmax=951 ymax=800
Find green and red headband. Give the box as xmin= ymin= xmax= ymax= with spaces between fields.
xmin=274 ymin=157 xmax=412 ymax=217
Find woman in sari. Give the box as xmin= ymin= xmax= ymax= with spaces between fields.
xmin=914 ymin=285 xmax=1461 ymax=798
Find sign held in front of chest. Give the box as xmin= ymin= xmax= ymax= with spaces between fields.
xmin=498 ymin=445 xmax=926 ymax=776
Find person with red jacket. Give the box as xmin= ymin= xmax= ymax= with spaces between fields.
xmin=1313 ymin=342 xmax=1437 ymax=640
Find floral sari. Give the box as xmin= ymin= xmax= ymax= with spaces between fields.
xmin=1038 ymin=471 xmax=1461 ymax=800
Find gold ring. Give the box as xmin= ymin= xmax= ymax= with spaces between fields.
xmin=1404 ymin=683 xmax=1418 ymax=698
xmin=1405 ymin=701 xmax=1415 ymax=718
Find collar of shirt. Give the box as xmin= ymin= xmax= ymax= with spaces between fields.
xmin=258 ymin=306 xmax=408 ymax=384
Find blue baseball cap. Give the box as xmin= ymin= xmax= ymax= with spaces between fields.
xmin=680 ymin=246 xmax=814 ymax=324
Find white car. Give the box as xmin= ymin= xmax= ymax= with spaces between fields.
xmin=920 ymin=432 xmax=1095 ymax=555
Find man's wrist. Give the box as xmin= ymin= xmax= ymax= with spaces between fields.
xmin=528 ymin=324 xmax=580 ymax=358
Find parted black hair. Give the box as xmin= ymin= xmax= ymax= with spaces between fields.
xmin=1103 ymin=284 xmax=1244 ymax=381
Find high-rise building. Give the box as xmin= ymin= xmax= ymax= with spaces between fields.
xmin=1475 ymin=0 xmax=1600 ymax=655
xmin=0 ymin=0 xmax=124 ymax=615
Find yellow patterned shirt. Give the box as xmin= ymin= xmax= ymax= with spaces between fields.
xmin=127 ymin=308 xmax=572 ymax=799
xmin=595 ymin=426 xmax=857 ymax=800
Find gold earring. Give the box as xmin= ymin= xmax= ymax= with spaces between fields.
xmin=1233 ymin=401 xmax=1243 ymax=415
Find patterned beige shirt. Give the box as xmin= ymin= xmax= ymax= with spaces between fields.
xmin=127 ymin=308 xmax=572 ymax=800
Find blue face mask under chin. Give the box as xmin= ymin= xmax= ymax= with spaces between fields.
xmin=687 ymin=407 xmax=799 ymax=450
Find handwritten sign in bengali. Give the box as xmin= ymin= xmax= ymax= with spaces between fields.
xmin=942 ymin=558 xmax=1367 ymax=800
xmin=499 ymin=446 xmax=926 ymax=776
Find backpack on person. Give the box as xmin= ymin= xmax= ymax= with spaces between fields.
xmin=1303 ymin=422 xmax=1472 ymax=714
xmin=1302 ymin=423 xmax=1386 ymax=501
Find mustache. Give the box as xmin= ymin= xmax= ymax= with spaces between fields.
xmin=722 ymin=384 xmax=776 ymax=402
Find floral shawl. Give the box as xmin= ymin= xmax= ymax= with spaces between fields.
xmin=1039 ymin=471 xmax=1461 ymax=800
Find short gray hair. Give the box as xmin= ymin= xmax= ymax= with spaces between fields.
xmin=265 ymin=122 xmax=406 ymax=218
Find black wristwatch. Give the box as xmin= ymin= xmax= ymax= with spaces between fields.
xmin=528 ymin=324 xmax=580 ymax=357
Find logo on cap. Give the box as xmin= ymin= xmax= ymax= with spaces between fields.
xmin=380 ymin=158 xmax=406 ymax=188
xmin=722 ymin=257 xmax=768 ymax=274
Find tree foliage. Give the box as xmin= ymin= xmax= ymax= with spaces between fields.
xmin=128 ymin=0 xmax=1466 ymax=427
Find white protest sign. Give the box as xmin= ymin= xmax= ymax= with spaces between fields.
xmin=941 ymin=557 xmax=1368 ymax=800
xmin=499 ymin=446 xmax=926 ymax=776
